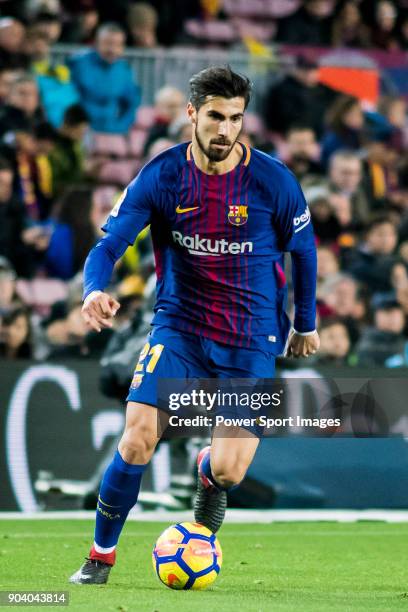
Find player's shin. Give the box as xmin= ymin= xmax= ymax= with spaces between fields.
xmin=194 ymin=446 xmax=228 ymax=534
xmin=91 ymin=450 xmax=148 ymax=564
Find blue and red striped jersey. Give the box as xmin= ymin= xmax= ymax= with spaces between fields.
xmin=102 ymin=142 xmax=316 ymax=353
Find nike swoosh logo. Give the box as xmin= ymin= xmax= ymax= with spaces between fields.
xmin=176 ymin=205 xmax=199 ymax=214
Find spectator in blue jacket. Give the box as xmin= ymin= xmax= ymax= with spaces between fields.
xmin=68 ymin=22 xmax=140 ymax=134
xmin=44 ymin=185 xmax=98 ymax=280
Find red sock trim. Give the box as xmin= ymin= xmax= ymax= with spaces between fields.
xmin=89 ymin=546 xmax=116 ymax=566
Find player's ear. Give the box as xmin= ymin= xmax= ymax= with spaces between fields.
xmin=187 ymin=102 xmax=197 ymax=124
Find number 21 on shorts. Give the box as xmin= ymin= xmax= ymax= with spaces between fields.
xmin=136 ymin=342 xmax=164 ymax=374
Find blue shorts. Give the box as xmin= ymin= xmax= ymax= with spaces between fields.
xmin=127 ymin=326 xmax=276 ymax=437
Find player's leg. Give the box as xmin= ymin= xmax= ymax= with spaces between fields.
xmin=69 ymin=401 xmax=167 ymax=584
xmin=195 ymin=427 xmax=259 ymax=532
xmin=207 ymin=425 xmax=260 ymax=488
xmin=194 ymin=340 xmax=274 ymax=532
xmin=70 ymin=324 xmax=207 ymax=583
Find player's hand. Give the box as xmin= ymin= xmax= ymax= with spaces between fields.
xmin=81 ymin=291 xmax=120 ymax=333
xmin=286 ymin=329 xmax=320 ymax=358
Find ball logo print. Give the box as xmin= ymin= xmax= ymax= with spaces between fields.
xmin=152 ymin=522 xmax=222 ymax=590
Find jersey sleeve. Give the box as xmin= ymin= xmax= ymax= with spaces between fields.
xmin=102 ymin=164 xmax=156 ymax=244
xmin=273 ymin=166 xmax=317 ymax=333
xmin=273 ymin=167 xmax=314 ymax=252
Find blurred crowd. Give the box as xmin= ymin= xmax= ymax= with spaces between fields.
xmin=0 ymin=0 xmax=407 ymax=371
xmin=1 ymin=0 xmax=408 ymax=50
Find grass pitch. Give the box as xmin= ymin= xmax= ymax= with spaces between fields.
xmin=0 ymin=520 xmax=407 ymax=611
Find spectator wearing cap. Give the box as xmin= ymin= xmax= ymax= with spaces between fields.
xmin=48 ymin=104 xmax=90 ymax=197
xmin=69 ymin=23 xmax=140 ymax=134
xmin=31 ymin=11 xmax=62 ymax=44
xmin=276 ymin=0 xmax=336 ymax=46
xmin=262 ymin=55 xmax=339 ymax=138
xmin=355 ymin=298 xmax=406 ymax=366
xmin=346 ymin=215 xmax=399 ymax=294
xmin=28 ymin=28 xmax=80 ymax=128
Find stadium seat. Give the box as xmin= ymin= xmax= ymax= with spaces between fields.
xmin=184 ymin=19 xmax=237 ymax=43
xmin=16 ymin=278 xmax=69 ymax=315
xmin=128 ymin=128 xmax=149 ymax=157
xmin=135 ymin=106 xmax=157 ymax=129
xmin=234 ymin=18 xmax=276 ymax=42
xmin=93 ymin=185 xmax=119 ymax=205
xmin=223 ymin=0 xmax=300 ymax=18
xmin=98 ymin=159 xmax=142 ymax=185
xmin=243 ymin=112 xmax=266 ymax=137
xmin=87 ymin=133 xmax=129 ymax=158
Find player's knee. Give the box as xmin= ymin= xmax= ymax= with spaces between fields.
xmin=118 ymin=424 xmax=157 ymax=464
xmin=211 ymin=463 xmax=246 ymax=489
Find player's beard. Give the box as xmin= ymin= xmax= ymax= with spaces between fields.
xmin=195 ymin=122 xmax=238 ymax=162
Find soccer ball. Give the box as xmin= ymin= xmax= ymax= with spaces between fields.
xmin=152 ymin=522 xmax=222 ymax=590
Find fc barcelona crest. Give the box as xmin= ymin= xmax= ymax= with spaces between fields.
xmin=228 ymin=204 xmax=248 ymax=226
xmin=130 ymin=373 xmax=144 ymax=389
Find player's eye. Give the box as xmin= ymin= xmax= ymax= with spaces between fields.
xmin=208 ymin=112 xmax=224 ymax=120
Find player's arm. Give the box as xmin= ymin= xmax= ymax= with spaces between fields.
xmin=275 ymin=168 xmax=320 ymax=358
xmin=289 ymin=241 xmax=320 ymax=358
xmin=82 ymin=165 xmax=155 ymax=332
xmin=82 ymin=233 xmax=128 ymax=332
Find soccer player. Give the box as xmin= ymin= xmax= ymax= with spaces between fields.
xmin=69 ymin=66 xmax=320 ymax=584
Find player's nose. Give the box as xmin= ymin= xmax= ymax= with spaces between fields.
xmin=217 ymin=121 xmax=228 ymax=136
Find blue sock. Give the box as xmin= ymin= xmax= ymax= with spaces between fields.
xmin=94 ymin=450 xmax=147 ymax=549
xmin=200 ymin=451 xmax=239 ymax=492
